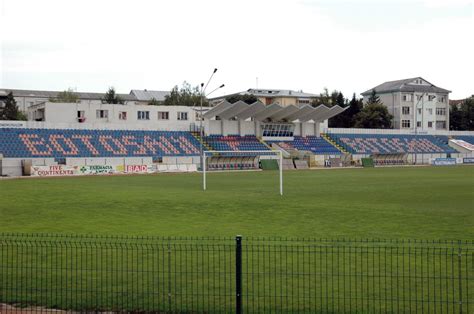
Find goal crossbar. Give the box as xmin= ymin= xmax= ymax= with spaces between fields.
xmin=203 ymin=150 xmax=283 ymax=196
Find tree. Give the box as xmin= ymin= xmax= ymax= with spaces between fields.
xmin=450 ymin=97 xmax=474 ymax=130
xmin=0 ymin=92 xmax=19 ymax=120
xmin=163 ymin=81 xmax=205 ymax=107
xmin=102 ymin=87 xmax=123 ymax=104
xmin=50 ymin=88 xmax=78 ymax=103
xmin=354 ymin=103 xmax=393 ymax=129
xmin=329 ymin=93 xmax=363 ymax=128
xmin=328 ymin=92 xmax=348 ymax=127
xmin=311 ymin=87 xmax=330 ymax=106
xmin=225 ymin=94 xmax=258 ymax=104
xmin=367 ymin=89 xmax=381 ymax=105
xmin=148 ymin=98 xmax=161 ymax=106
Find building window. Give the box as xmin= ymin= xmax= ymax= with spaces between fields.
xmin=158 ymin=111 xmax=169 ymax=120
xmin=96 ymin=110 xmax=108 ymax=119
xmin=119 ymin=111 xmax=127 ymax=120
xmin=77 ymin=110 xmax=85 ymax=118
xmin=436 ymin=121 xmax=447 ymax=129
xmin=428 ymin=121 xmax=433 ymax=128
xmin=298 ymin=99 xmax=310 ymax=104
xmin=137 ymin=111 xmax=150 ymax=120
xmin=436 ymin=108 xmax=446 ymax=116
xmin=402 ymin=94 xmax=413 ymax=102
xmin=417 ymin=121 xmax=421 ymax=127
xmin=401 ymin=120 xmax=411 ymax=128
xmin=417 ymin=108 xmax=422 ymax=115
xmin=177 ymin=112 xmax=188 ymax=121
xmin=402 ymin=106 xmax=410 ymax=115
xmin=438 ymin=96 xmax=445 ymax=103
xmin=428 ymin=95 xmax=436 ymax=101
xmin=427 ymin=108 xmax=433 ymax=115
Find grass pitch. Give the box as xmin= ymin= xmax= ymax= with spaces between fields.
xmin=1 ymin=165 xmax=473 ymax=239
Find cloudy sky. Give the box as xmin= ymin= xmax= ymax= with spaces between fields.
xmin=0 ymin=0 xmax=472 ymax=99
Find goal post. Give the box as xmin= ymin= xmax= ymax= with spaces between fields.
xmin=203 ymin=150 xmax=283 ymax=196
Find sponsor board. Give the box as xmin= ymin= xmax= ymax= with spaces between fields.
xmin=432 ymin=158 xmax=457 ymax=166
xmin=116 ymin=164 xmax=154 ymax=174
xmin=79 ymin=165 xmax=116 ymax=175
xmin=463 ymin=157 xmax=474 ymax=164
xmin=31 ymin=165 xmax=79 ymax=176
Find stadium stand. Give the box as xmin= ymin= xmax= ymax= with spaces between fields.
xmin=455 ymin=136 xmax=474 ymax=145
xmin=268 ymin=136 xmax=341 ymax=155
xmin=327 ymin=133 xmax=457 ymax=154
xmin=203 ymin=135 xmax=270 ymax=152
xmin=0 ymin=128 xmax=201 ymax=159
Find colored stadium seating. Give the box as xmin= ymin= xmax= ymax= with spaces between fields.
xmin=0 ymin=128 xmax=201 ymax=158
xmin=203 ymin=135 xmax=270 ymax=153
xmin=455 ymin=136 xmax=474 ymax=145
xmin=268 ymin=136 xmax=341 ymax=155
xmin=327 ymin=133 xmax=457 ymax=154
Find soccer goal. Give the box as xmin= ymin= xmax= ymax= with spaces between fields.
xmin=203 ymin=150 xmax=283 ymax=195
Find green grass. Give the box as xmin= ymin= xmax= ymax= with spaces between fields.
xmin=1 ymin=165 xmax=473 ymax=239
xmin=1 ymin=166 xmax=473 ymax=312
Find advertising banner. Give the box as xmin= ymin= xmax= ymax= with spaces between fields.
xmin=31 ymin=165 xmax=79 ymax=176
xmin=463 ymin=157 xmax=474 ymax=164
xmin=78 ymin=165 xmax=116 ymax=175
xmin=432 ymin=158 xmax=457 ymax=166
xmin=116 ymin=164 xmax=155 ymax=174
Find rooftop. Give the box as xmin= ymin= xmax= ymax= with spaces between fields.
xmin=361 ymin=77 xmax=450 ymax=96
xmin=0 ymin=88 xmax=136 ymax=101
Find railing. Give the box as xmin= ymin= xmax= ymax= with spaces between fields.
xmin=0 ymin=234 xmax=473 ymax=313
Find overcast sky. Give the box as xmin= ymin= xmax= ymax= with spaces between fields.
xmin=0 ymin=0 xmax=472 ymax=99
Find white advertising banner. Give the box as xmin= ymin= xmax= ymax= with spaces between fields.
xmin=31 ymin=165 xmax=80 ymax=177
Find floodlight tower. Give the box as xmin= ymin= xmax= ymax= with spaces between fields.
xmin=199 ymin=68 xmax=224 ymax=171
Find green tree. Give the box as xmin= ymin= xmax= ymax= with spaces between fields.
xmin=354 ymin=103 xmax=393 ymax=129
xmin=449 ymin=105 xmax=464 ymax=130
xmin=148 ymin=98 xmax=161 ymax=106
xmin=225 ymin=94 xmax=258 ymax=104
xmin=450 ymin=97 xmax=474 ymax=130
xmin=367 ymin=89 xmax=381 ymax=105
xmin=102 ymin=87 xmax=124 ymax=104
xmin=163 ymin=81 xmax=205 ymax=107
xmin=0 ymin=92 xmax=24 ymax=120
xmin=328 ymin=92 xmax=348 ymax=127
xmin=50 ymin=88 xmax=78 ymax=103
xmin=312 ymin=87 xmax=330 ymax=106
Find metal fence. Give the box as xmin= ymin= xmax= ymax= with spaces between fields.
xmin=0 ymin=234 xmax=473 ymax=313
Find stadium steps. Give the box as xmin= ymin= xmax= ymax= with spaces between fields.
xmin=321 ymin=133 xmax=348 ymax=153
xmin=257 ymin=137 xmax=273 ymax=150
xmin=191 ymin=132 xmax=213 ymax=152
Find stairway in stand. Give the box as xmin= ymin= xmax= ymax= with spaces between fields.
xmin=321 ymin=133 xmax=348 ymax=154
xmin=191 ymin=132 xmax=213 ymax=151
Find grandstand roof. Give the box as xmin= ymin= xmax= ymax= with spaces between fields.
xmin=203 ymin=101 xmax=347 ymax=122
xmin=361 ymin=77 xmax=451 ymax=95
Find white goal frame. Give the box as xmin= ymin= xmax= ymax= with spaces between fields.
xmin=203 ymin=150 xmax=283 ymax=196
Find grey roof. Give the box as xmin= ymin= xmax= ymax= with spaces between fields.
xmin=246 ymin=88 xmax=318 ymax=98
xmin=204 ymin=101 xmax=348 ymax=122
xmin=0 ymin=88 xmax=135 ymax=101
xmin=130 ymin=89 xmax=170 ymax=102
xmin=361 ymin=77 xmax=451 ymax=96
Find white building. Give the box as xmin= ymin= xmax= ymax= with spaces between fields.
xmin=27 ymin=102 xmax=198 ymax=131
xmin=361 ymin=77 xmax=450 ymax=131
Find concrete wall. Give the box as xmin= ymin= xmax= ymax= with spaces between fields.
xmin=21 ymin=103 xmax=197 ymax=131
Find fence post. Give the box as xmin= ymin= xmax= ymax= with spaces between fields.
xmin=458 ymin=241 xmax=462 ymax=314
xmin=236 ymin=235 xmax=243 ymax=314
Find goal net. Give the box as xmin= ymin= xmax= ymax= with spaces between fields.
xmin=203 ymin=150 xmax=283 ymax=195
